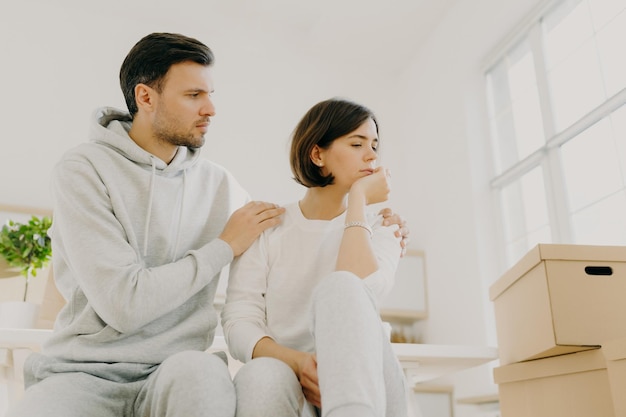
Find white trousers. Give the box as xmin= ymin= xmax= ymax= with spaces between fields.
xmin=234 ymin=271 xmax=408 ymax=417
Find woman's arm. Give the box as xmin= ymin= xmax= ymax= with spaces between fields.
xmin=336 ymin=167 xmax=391 ymax=277
xmin=221 ymin=236 xmax=273 ymax=362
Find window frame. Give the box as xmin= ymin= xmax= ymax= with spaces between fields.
xmin=483 ymin=0 xmax=626 ymax=271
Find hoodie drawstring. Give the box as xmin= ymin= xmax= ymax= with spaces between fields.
xmin=143 ymin=158 xmax=157 ymax=257
xmin=171 ymin=169 xmax=186 ymax=262
xmin=143 ymin=158 xmax=187 ymax=262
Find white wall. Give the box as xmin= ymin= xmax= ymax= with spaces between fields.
xmin=0 ymin=0 xmax=411 ymax=208
xmin=1 ymin=0 xmax=547 ymax=413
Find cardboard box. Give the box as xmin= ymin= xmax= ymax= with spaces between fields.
xmin=490 ymin=244 xmax=626 ymax=365
xmin=494 ymin=349 xmax=615 ymax=417
xmin=602 ymin=337 xmax=626 ymax=417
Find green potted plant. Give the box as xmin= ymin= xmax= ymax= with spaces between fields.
xmin=0 ymin=215 xmax=52 ymax=328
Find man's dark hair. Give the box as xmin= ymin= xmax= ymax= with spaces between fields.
xmin=120 ymin=32 xmax=214 ymax=117
xmin=290 ymin=98 xmax=379 ymax=188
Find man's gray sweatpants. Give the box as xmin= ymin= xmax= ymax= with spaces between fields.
xmin=7 ymin=350 xmax=236 ymax=417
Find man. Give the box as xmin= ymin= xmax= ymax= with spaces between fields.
xmin=8 ymin=33 xmax=408 ymax=417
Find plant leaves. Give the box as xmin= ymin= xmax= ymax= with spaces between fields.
xmin=0 ymin=215 xmax=52 ymax=287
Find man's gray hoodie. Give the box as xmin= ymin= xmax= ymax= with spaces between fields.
xmin=30 ymin=107 xmax=247 ymax=374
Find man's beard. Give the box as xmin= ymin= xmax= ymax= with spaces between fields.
xmin=154 ymin=127 xmax=205 ymax=149
xmin=153 ymin=106 xmax=206 ymax=149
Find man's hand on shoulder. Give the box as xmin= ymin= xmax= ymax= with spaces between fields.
xmin=379 ymin=207 xmax=410 ymax=257
xmin=219 ymin=201 xmax=285 ymax=256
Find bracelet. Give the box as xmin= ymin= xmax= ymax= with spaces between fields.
xmin=344 ymin=221 xmax=373 ymax=238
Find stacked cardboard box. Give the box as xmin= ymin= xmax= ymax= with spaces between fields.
xmin=489 ymin=244 xmax=626 ymax=417
xmin=603 ymin=337 xmax=626 ymax=417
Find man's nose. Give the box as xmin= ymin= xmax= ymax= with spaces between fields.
xmin=201 ymin=97 xmax=216 ymax=116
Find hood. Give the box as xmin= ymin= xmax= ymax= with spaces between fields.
xmin=89 ymin=106 xmax=201 ymax=174
xmin=89 ymin=107 xmax=201 ymax=259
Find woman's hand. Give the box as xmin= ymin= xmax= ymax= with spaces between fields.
xmin=351 ymin=166 xmax=391 ymax=205
xmin=252 ymin=338 xmax=321 ymax=408
xmin=297 ymin=353 xmax=321 ymax=408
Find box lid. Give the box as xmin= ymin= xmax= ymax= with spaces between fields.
xmin=493 ymin=348 xmax=605 ymax=384
xmin=489 ymin=244 xmax=626 ymax=301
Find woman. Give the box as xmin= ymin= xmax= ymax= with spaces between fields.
xmin=221 ymin=98 xmax=407 ymax=417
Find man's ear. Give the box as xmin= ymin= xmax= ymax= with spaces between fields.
xmin=134 ymin=83 xmax=156 ymax=113
xmin=310 ymin=145 xmax=325 ymax=167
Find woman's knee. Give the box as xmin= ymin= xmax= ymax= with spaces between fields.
xmin=234 ymin=357 xmax=303 ymax=417
xmin=313 ymin=272 xmax=368 ymax=304
xmin=234 ymin=357 xmax=298 ymax=391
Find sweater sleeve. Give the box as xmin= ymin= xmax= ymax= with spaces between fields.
xmin=221 ymin=233 xmax=272 ymax=363
xmin=50 ymin=157 xmax=234 ymax=334
xmin=362 ymin=214 xmax=402 ymax=304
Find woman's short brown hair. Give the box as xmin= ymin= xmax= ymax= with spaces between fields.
xmin=290 ymin=98 xmax=378 ymax=188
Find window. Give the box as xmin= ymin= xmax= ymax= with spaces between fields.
xmin=485 ymin=0 xmax=626 ymax=269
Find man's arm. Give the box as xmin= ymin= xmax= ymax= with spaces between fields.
xmin=51 ymin=158 xmax=283 ymax=334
